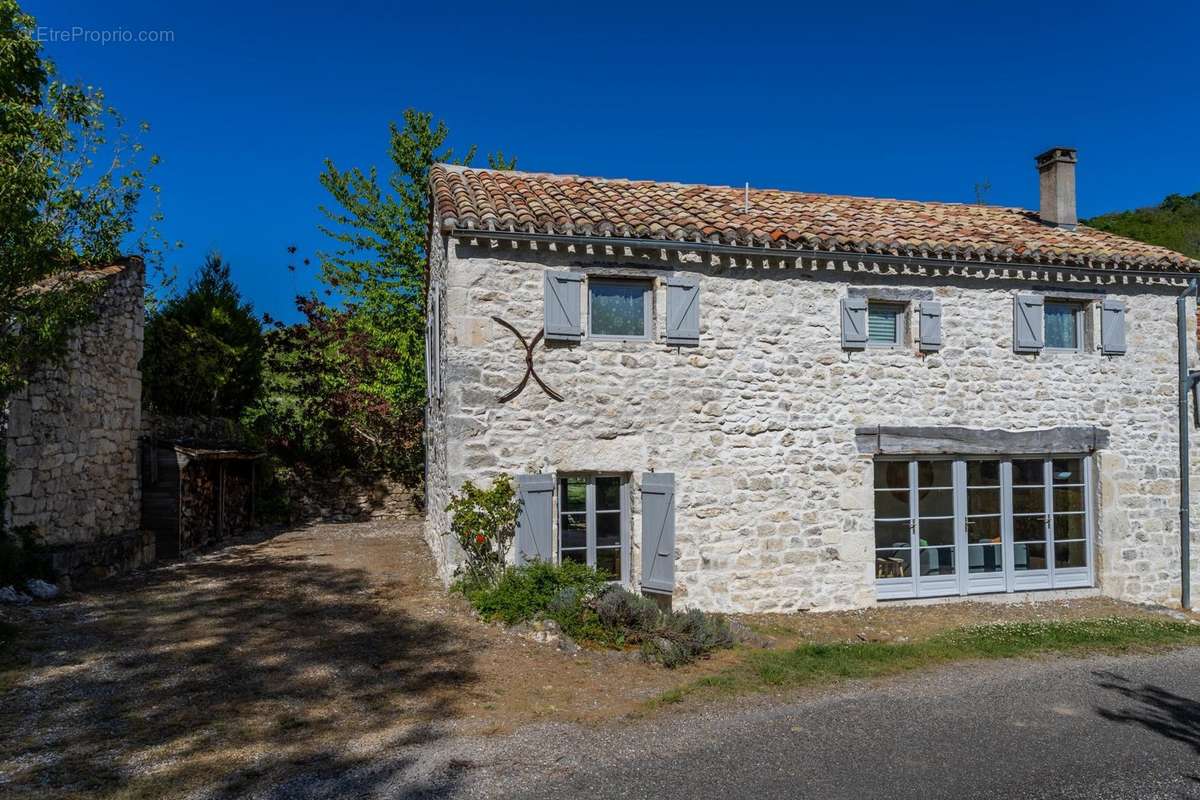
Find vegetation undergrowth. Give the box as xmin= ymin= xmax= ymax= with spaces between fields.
xmin=653 ymin=616 xmax=1200 ymax=705
xmin=459 ymin=561 xmax=734 ymax=667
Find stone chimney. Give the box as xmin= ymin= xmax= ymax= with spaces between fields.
xmin=1035 ymin=146 xmax=1077 ymax=230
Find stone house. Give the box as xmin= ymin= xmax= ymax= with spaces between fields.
xmin=423 ymin=149 xmax=1200 ymax=612
xmin=3 ymin=257 xmax=150 ymax=579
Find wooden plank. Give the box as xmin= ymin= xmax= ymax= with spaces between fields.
xmin=855 ymin=425 xmax=1110 ymax=455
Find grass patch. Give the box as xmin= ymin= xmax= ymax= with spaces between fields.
xmin=652 ymin=616 xmax=1200 ymax=706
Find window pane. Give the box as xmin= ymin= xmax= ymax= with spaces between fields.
xmin=967 ymin=460 xmax=1000 ymax=486
xmin=968 ymin=544 xmax=1003 ymax=573
xmin=876 ymin=549 xmax=911 ymax=579
xmin=874 ymin=489 xmax=910 ymax=520
xmin=1012 ymin=459 xmax=1044 ymax=486
xmin=918 ymin=460 xmax=953 ymax=488
xmin=1054 ymin=514 xmax=1086 ymax=541
xmin=1014 ymin=543 xmax=1048 ymax=571
xmin=561 ymin=478 xmax=586 ymax=512
xmin=560 ymin=513 xmax=587 ymax=549
xmin=920 ymin=547 xmax=955 ymax=576
xmin=1013 ymin=515 xmax=1046 ymax=542
xmin=1045 ymin=302 xmax=1080 ymax=349
xmin=595 ymin=548 xmax=621 ymax=580
xmin=1052 ymin=459 xmax=1083 ymax=484
xmin=918 ymin=517 xmax=954 ymax=547
xmin=968 ymin=487 xmax=1000 ymax=516
xmin=596 ymin=477 xmax=621 ymax=511
xmin=918 ymin=488 xmax=953 ymax=518
xmin=562 ymin=549 xmax=587 ymax=565
xmin=1055 ymin=541 xmax=1087 ymax=569
xmin=1012 ymin=487 xmax=1045 ymax=514
xmin=596 ymin=511 xmax=621 ymax=547
xmin=874 ymin=461 xmax=909 ymax=491
xmin=1053 ymin=486 xmax=1084 ymax=513
xmin=966 ymin=515 xmax=1001 ymax=544
xmin=590 ymin=282 xmax=647 ymax=337
xmin=875 ymin=520 xmax=911 ymax=550
xmin=867 ymin=304 xmax=899 ymax=344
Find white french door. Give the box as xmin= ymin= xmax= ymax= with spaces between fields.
xmin=874 ymin=455 xmax=1094 ymax=600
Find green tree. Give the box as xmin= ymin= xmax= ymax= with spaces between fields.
xmin=258 ymin=110 xmax=514 ymax=482
xmin=1 ymin=0 xmax=160 ymax=513
xmin=142 ymin=253 xmax=264 ymax=418
xmin=1084 ymin=192 xmax=1200 ymax=260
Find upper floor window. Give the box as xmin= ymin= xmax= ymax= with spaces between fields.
xmin=1044 ymin=300 xmax=1084 ymax=351
xmin=867 ymin=301 xmax=904 ymax=347
xmin=589 ymin=278 xmax=652 ymax=340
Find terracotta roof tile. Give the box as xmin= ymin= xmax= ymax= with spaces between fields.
xmin=430 ymin=164 xmax=1198 ymax=272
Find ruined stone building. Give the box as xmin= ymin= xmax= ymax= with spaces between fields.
xmin=3 ymin=257 xmax=149 ymax=579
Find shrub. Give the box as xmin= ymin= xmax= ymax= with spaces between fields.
xmin=0 ymin=526 xmax=49 ymax=587
xmin=596 ymin=585 xmax=660 ymax=631
xmin=445 ymin=476 xmax=520 ymax=588
xmin=463 ymin=570 xmax=734 ymax=668
xmin=641 ymin=606 xmax=735 ymax=669
xmin=464 ymin=560 xmax=609 ymax=625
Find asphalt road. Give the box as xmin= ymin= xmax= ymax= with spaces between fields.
xmin=467 ymin=648 xmax=1200 ymax=800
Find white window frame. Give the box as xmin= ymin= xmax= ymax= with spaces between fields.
xmin=1043 ymin=299 xmax=1086 ymax=353
xmin=866 ymin=300 xmax=905 ymax=348
xmin=587 ymin=278 xmax=653 ymax=342
xmin=557 ymin=473 xmax=631 ymax=584
xmin=874 ymin=454 xmax=1094 ymax=600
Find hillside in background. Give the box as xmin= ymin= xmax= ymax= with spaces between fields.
xmin=1084 ymin=193 xmax=1200 ymax=259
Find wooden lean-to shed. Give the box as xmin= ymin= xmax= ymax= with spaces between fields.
xmin=141 ymin=440 xmax=263 ymax=559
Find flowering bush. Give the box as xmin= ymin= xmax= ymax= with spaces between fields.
xmin=444 ymin=475 xmax=519 ymax=588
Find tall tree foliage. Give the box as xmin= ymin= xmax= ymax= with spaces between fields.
xmin=0 ymin=0 xmax=160 ymax=516
xmin=1084 ymin=193 xmax=1200 ymax=260
xmin=142 ymin=253 xmax=264 ymax=418
xmin=251 ymin=110 xmax=513 ymax=483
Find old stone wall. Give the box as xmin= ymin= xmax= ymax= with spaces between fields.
xmin=428 ymin=237 xmax=1200 ymax=612
xmin=4 ymin=258 xmax=146 ymax=578
xmin=423 ymin=233 xmax=457 ymax=575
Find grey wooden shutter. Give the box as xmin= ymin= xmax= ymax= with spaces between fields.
xmin=544 ymin=271 xmax=582 ymax=342
xmin=514 ymin=474 xmax=555 ymax=565
xmin=665 ymin=274 xmax=700 ymax=346
xmin=918 ymin=301 xmax=942 ymax=351
xmin=841 ymin=297 xmax=867 ymax=350
xmin=1101 ymin=298 xmax=1127 ymax=355
xmin=1013 ymin=293 xmax=1044 ymax=353
xmin=640 ymin=473 xmax=676 ymax=594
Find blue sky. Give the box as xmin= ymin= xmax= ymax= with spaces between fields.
xmin=25 ymin=0 xmax=1200 ymax=322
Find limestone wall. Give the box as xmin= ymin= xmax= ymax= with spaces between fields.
xmin=4 ymin=258 xmax=146 ymax=576
xmin=427 ymin=237 xmax=1200 ymax=611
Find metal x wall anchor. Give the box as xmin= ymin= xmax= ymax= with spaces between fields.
xmin=492 ymin=316 xmax=564 ymax=403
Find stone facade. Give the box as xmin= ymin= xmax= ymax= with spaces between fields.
xmin=425 ymin=237 xmax=1200 ymax=612
xmin=3 ymin=258 xmax=147 ymax=578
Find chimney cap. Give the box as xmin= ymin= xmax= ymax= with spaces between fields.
xmin=1036 ymin=147 xmax=1078 ymax=169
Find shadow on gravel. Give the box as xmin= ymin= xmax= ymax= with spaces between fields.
xmin=0 ymin=538 xmax=475 ymax=799
xmin=1093 ymin=670 xmax=1200 ymax=756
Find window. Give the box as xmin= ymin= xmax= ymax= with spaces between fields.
xmin=559 ymin=475 xmax=628 ymax=581
xmin=867 ymin=301 xmax=904 ymax=347
xmin=1044 ymin=300 xmax=1084 ymax=351
xmin=589 ymin=279 xmax=652 ymax=340
xmin=874 ymin=455 xmax=1092 ymax=600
